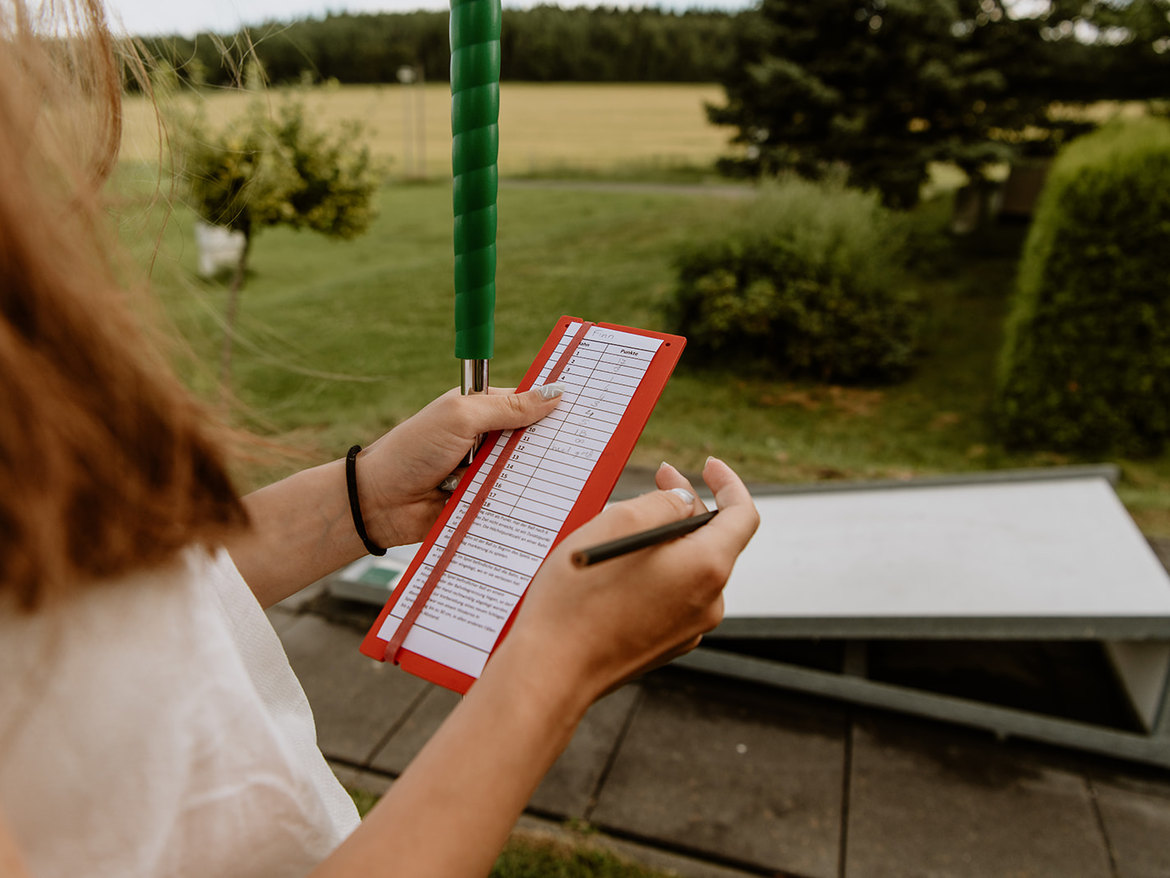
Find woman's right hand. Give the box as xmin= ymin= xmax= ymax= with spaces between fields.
xmin=313 ymin=457 xmax=757 ymax=878
xmin=494 ymin=456 xmax=759 ymax=707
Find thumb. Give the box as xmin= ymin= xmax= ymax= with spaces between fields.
xmin=472 ymin=382 xmax=566 ymax=433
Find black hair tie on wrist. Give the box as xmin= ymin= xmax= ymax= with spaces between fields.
xmin=346 ymin=445 xmax=387 ymax=556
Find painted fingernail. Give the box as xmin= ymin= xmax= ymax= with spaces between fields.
xmin=537 ymin=382 xmax=565 ymax=400
xmin=669 ymin=488 xmax=696 ymax=504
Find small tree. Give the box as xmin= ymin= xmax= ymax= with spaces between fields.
xmin=169 ymin=86 xmax=380 ymax=384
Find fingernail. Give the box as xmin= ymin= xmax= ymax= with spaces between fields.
xmin=537 ymin=382 xmax=565 ymax=400
xmin=440 ymin=474 xmax=460 ymax=492
xmin=705 ymin=456 xmax=721 ymax=468
xmin=669 ymin=488 xmax=695 ymax=505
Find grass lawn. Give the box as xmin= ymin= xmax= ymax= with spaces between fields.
xmin=347 ymin=789 xmax=669 ymax=876
xmin=110 ymin=82 xmax=1170 ymax=533
xmin=117 ymin=171 xmax=1170 ymax=535
xmin=490 ymin=833 xmax=670 ymax=878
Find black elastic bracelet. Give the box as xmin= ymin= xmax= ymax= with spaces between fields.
xmin=345 ymin=445 xmax=387 ymax=556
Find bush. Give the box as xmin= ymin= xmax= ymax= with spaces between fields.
xmin=667 ymin=178 xmax=921 ymax=384
xmin=995 ymin=117 xmax=1170 ymax=455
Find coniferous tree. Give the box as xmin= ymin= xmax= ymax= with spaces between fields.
xmin=707 ymin=0 xmax=1170 ymax=208
xmin=708 ymin=0 xmax=1057 ymax=207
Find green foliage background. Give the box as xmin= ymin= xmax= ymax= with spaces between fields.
xmin=112 ymin=79 xmax=1170 ymax=538
xmin=669 ymin=178 xmax=921 ymax=383
xmin=706 ymin=0 xmax=1170 ymax=206
xmin=996 ymin=117 xmax=1170 ymax=454
xmin=490 ymin=835 xmax=666 ymax=878
xmin=135 ymin=8 xmax=737 ymax=86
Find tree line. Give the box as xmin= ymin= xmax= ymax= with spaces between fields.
xmin=135 ymin=7 xmax=740 ymax=86
xmin=137 ymin=0 xmax=1170 ymax=212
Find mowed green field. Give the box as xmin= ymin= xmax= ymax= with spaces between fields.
xmin=121 ymin=82 xmax=736 ymax=179
xmin=123 ymin=180 xmax=749 ymax=485
xmin=113 ymin=83 xmax=1170 ymax=533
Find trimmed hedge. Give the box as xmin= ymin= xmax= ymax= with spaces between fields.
xmin=667 ymin=178 xmax=921 ymax=384
xmin=996 ymin=117 xmax=1170 ymax=454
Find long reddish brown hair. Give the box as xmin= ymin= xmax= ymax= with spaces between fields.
xmin=0 ymin=0 xmax=247 ymax=609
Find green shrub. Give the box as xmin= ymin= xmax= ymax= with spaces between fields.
xmin=996 ymin=117 xmax=1170 ymax=454
xmin=667 ymin=178 xmax=921 ymax=384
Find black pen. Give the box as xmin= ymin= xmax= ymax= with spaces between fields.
xmin=571 ymin=509 xmax=718 ymax=567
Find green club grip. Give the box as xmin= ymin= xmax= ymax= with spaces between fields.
xmin=450 ymin=0 xmax=500 ymax=361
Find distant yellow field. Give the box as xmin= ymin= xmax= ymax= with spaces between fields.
xmin=120 ymin=83 xmax=738 ymax=178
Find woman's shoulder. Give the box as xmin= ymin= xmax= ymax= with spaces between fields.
xmin=0 ymin=548 xmax=353 ymax=877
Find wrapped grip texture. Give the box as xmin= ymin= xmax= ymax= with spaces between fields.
xmin=450 ymin=0 xmax=500 ymax=360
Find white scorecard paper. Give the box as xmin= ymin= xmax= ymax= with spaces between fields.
xmin=376 ymin=321 xmax=663 ymax=678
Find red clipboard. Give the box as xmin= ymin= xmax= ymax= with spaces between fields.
xmin=359 ymin=316 xmax=685 ymax=692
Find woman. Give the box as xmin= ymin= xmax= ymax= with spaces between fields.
xmin=0 ymin=2 xmax=759 ymax=876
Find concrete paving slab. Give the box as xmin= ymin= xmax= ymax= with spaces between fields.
xmin=846 ymin=714 xmax=1113 ymax=878
xmin=369 ymin=679 xmax=641 ymax=821
xmin=275 ymin=576 xmax=329 ymax=613
xmin=529 ymin=683 xmax=642 ymax=819
xmin=591 ymin=670 xmax=847 ymax=878
xmin=1092 ymin=775 xmax=1170 ymax=878
xmin=329 ymin=761 xmax=394 ymax=800
xmin=265 ymin=605 xmax=302 ymax=638
xmin=279 ymin=614 xmax=429 ymax=765
xmin=369 ymin=683 xmax=463 ymax=775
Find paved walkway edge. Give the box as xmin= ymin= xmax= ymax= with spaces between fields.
xmin=329 ymin=760 xmax=772 ymax=878
xmin=510 ymin=814 xmax=770 ymax=878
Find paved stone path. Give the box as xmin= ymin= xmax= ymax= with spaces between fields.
xmin=269 ymin=592 xmax=1170 ymax=878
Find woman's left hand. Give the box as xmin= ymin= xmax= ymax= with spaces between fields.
xmin=354 ymin=385 xmax=563 ymax=549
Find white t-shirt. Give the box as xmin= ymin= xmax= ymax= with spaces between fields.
xmin=0 ymin=547 xmax=360 ymax=878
